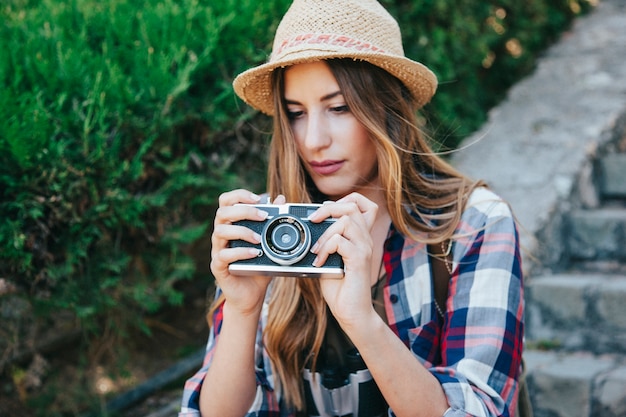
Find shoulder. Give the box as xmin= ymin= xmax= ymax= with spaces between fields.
xmin=453 ymin=187 xmax=519 ymax=252
xmin=464 ymin=187 xmax=513 ymax=219
xmin=458 ymin=187 xmax=516 ymax=233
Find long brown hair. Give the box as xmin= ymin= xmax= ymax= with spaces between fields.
xmin=211 ymin=58 xmax=483 ymax=410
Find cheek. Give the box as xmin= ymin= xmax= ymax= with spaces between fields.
xmin=289 ymin=122 xmax=307 ymax=153
xmin=290 ymin=120 xmax=304 ymax=142
xmin=357 ymin=132 xmax=379 ymax=170
xmin=363 ymin=148 xmax=379 ymax=175
xmin=352 ymin=124 xmax=374 ymax=152
xmin=333 ymin=117 xmax=366 ymax=144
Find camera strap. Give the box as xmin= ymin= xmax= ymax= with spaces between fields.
xmin=302 ymin=306 xmax=387 ymax=417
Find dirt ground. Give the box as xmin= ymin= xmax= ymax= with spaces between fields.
xmin=0 ymin=280 xmax=213 ymax=417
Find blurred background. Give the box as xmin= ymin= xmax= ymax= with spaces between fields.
xmin=0 ymin=0 xmax=594 ymax=415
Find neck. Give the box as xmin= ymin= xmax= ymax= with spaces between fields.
xmin=370 ymin=192 xmax=391 ymax=285
xmin=356 ymin=177 xmax=388 ymax=219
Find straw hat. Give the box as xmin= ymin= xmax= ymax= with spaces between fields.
xmin=232 ymin=0 xmax=438 ymax=115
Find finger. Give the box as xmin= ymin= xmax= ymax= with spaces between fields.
xmin=311 ymin=209 xmax=370 ymax=254
xmin=311 ymin=233 xmax=342 ymax=267
xmin=335 ymin=192 xmax=379 ymax=226
xmin=210 ymin=246 xmax=264 ymax=284
xmin=212 ymin=223 xmax=262 ymax=246
xmin=211 ymin=223 xmax=263 ymax=274
xmin=272 ymin=194 xmax=287 ymax=205
xmin=217 ymin=189 xmax=262 ymax=208
xmin=212 ymin=246 xmax=263 ymax=269
xmin=214 ymin=203 xmax=269 ymax=226
xmin=307 ymin=201 xmax=356 ymax=223
xmin=309 ymin=195 xmax=377 ymax=226
xmin=313 ymin=231 xmax=372 ymax=269
xmin=211 ymin=206 xmax=267 ymax=275
xmin=311 ymin=214 xmax=347 ymax=253
xmin=312 ymin=215 xmax=372 ymax=262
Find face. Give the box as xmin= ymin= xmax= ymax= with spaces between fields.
xmin=283 ymin=61 xmax=379 ymax=201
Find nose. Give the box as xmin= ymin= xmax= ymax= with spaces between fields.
xmin=302 ymin=113 xmax=331 ymax=151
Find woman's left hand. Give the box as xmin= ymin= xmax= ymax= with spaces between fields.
xmin=308 ymin=192 xmax=379 ymax=327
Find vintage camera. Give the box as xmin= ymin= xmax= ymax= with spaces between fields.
xmin=228 ymin=203 xmax=344 ymax=278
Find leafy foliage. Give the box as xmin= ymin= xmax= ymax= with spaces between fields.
xmin=0 ymin=0 xmax=290 ymax=342
xmin=381 ymin=0 xmax=594 ymax=147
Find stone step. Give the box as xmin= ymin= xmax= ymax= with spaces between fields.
xmin=524 ymin=349 xmax=626 ymax=417
xmin=525 ymin=273 xmax=626 ymax=354
xmin=597 ymin=153 xmax=626 ymax=199
xmin=566 ymin=208 xmax=626 ymax=261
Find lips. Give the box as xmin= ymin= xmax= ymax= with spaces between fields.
xmin=309 ymin=160 xmax=344 ymax=175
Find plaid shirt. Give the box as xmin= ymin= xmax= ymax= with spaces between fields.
xmin=179 ymin=187 xmax=524 ymax=417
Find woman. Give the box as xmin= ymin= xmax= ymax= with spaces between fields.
xmin=180 ymin=1 xmax=524 ymax=416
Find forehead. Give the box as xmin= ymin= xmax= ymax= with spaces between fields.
xmin=283 ymin=61 xmax=341 ymax=98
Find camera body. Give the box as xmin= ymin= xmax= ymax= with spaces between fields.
xmin=229 ymin=203 xmax=344 ymax=279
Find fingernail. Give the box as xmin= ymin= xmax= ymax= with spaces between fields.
xmin=311 ymin=242 xmax=319 ymax=253
xmin=308 ymin=210 xmax=320 ymax=221
xmin=250 ymin=248 xmax=263 ymax=257
xmin=312 ymin=256 xmax=320 ymax=267
xmin=252 ymin=233 xmax=261 ymax=243
xmin=250 ymin=193 xmax=261 ymax=202
xmin=257 ymin=209 xmax=268 ymax=219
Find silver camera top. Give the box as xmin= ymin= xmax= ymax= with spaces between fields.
xmin=250 ymin=203 xmax=323 ymax=220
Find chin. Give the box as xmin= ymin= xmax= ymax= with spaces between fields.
xmin=312 ymin=177 xmax=360 ymax=200
xmin=317 ymin=187 xmax=351 ymax=201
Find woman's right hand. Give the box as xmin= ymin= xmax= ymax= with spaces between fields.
xmin=210 ymin=189 xmax=284 ymax=316
xmin=202 ymin=189 xmax=286 ymax=416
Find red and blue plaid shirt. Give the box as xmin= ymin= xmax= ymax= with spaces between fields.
xmin=179 ymin=188 xmax=524 ymax=417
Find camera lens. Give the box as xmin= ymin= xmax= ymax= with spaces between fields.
xmin=261 ymin=215 xmax=311 ymax=265
xmin=271 ymin=223 xmax=300 ymax=252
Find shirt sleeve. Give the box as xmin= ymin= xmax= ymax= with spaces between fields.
xmin=433 ymin=189 xmax=524 ymax=417
xmin=178 ymin=288 xmax=284 ymax=416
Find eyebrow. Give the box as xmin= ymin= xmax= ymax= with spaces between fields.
xmin=284 ymin=91 xmax=343 ymax=105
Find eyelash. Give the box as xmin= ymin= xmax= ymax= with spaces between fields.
xmin=286 ymin=110 xmax=303 ymax=120
xmin=331 ymin=105 xmax=349 ymax=113
xmin=286 ymin=105 xmax=349 ymax=120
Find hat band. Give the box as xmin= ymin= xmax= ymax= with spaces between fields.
xmin=273 ymin=33 xmax=387 ymax=60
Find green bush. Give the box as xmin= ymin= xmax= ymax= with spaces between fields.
xmin=381 ymin=0 xmax=593 ymax=146
xmin=0 ymin=0 xmax=592 ymax=413
xmin=0 ymin=0 xmax=290 ymax=340
xmin=0 ymin=1 xmax=292 ymax=411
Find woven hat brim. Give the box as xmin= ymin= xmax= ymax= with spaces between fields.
xmin=233 ymin=51 xmax=438 ymax=116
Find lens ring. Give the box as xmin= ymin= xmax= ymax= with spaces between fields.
xmin=261 ymin=215 xmax=311 ymax=265
xmin=270 ymin=223 xmax=300 ymax=252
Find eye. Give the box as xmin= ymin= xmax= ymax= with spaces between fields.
xmin=330 ymin=104 xmax=350 ymax=114
xmin=286 ymin=109 xmax=304 ymax=120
